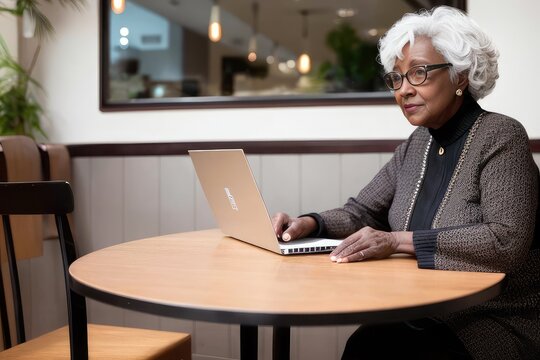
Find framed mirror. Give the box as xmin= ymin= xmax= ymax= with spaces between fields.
xmin=100 ymin=0 xmax=466 ymax=111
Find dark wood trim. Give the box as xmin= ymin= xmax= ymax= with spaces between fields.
xmin=66 ymin=139 xmax=540 ymax=157
xmin=530 ymin=140 xmax=540 ymax=153
xmin=66 ymin=140 xmax=405 ymax=157
xmin=99 ymin=0 xmax=109 ymax=111
xmin=403 ymin=0 xmax=428 ymax=10
xmin=404 ymin=0 xmax=467 ymax=11
xmin=100 ymin=93 xmax=396 ymax=112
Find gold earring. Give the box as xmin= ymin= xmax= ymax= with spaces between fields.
xmin=456 ymin=89 xmax=463 ymax=96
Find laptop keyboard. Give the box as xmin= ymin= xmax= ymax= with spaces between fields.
xmin=281 ymin=245 xmax=336 ymax=255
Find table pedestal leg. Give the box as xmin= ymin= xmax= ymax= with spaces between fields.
xmin=240 ymin=325 xmax=258 ymax=360
xmin=272 ymin=326 xmax=291 ymax=360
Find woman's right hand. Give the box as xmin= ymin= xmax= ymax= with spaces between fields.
xmin=271 ymin=212 xmax=318 ymax=241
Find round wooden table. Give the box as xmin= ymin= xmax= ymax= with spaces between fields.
xmin=69 ymin=229 xmax=505 ymax=359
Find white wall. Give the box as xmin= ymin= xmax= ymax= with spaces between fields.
xmin=25 ymin=0 xmax=540 ymax=143
xmin=467 ymin=0 xmax=540 ymax=137
xmin=0 ymin=1 xmax=18 ymax=60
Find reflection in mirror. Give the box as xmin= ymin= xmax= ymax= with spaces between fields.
xmin=101 ymin=0 xmax=466 ymax=110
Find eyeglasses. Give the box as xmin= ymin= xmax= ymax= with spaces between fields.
xmin=383 ymin=63 xmax=453 ymax=90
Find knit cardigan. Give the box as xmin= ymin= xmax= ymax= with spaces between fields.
xmin=318 ymin=112 xmax=540 ymax=360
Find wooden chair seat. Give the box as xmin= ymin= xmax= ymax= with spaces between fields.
xmin=0 ymin=324 xmax=191 ymax=359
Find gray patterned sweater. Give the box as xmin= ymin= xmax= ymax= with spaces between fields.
xmin=318 ymin=112 xmax=540 ymax=360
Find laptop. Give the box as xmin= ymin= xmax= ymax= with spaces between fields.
xmin=189 ymin=149 xmax=342 ymax=255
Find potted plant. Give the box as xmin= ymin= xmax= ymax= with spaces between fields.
xmin=0 ymin=0 xmax=84 ymax=139
xmin=317 ymin=23 xmax=383 ymax=92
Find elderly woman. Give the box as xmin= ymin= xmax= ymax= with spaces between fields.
xmin=272 ymin=6 xmax=540 ymax=360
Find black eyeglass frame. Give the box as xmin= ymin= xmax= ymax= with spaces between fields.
xmin=383 ymin=63 xmax=453 ymax=90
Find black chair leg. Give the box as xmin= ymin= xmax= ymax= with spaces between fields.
xmin=240 ymin=325 xmax=258 ymax=360
xmin=57 ymin=215 xmax=89 ymax=360
xmin=0 ymin=262 xmax=12 ymax=349
xmin=67 ymin=290 xmax=88 ymax=360
xmin=273 ymin=326 xmax=290 ymax=360
xmin=2 ymin=215 xmax=25 ymax=344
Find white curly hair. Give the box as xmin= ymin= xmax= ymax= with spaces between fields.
xmin=378 ymin=6 xmax=499 ymax=100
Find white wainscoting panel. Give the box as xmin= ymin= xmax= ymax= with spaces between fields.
xmin=300 ymin=155 xmax=341 ymax=214
xmin=124 ymin=157 xmax=160 ymax=241
xmin=195 ymin=176 xmax=217 ymax=231
xmin=260 ymin=155 xmax=301 ymax=217
xmin=158 ymin=155 xmax=197 ymax=335
xmin=86 ymin=157 xmax=125 ymax=326
xmin=296 ymin=326 xmax=338 ymax=360
xmin=194 ymin=322 xmax=233 ymax=358
xmin=71 ymin=157 xmax=92 ymax=255
xmin=28 ymin=239 xmax=67 ymax=338
xmin=123 ymin=157 xmax=162 ymax=329
xmin=247 ymin=155 xmax=262 ymax=186
xmin=340 ymin=154 xmax=381 ymax=204
xmin=159 ymin=156 xmax=196 ymax=235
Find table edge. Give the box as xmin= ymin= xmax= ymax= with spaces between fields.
xmin=69 ymin=273 xmax=505 ymax=326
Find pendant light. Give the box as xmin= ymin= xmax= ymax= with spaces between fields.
xmin=111 ymin=0 xmax=125 ymax=14
xmin=297 ymin=10 xmax=311 ymax=74
xmin=208 ymin=0 xmax=222 ymax=42
xmin=248 ymin=1 xmax=259 ymax=62
xmin=297 ymin=53 xmax=311 ymax=74
xmin=266 ymin=42 xmax=278 ymax=64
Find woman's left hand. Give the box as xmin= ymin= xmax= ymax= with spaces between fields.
xmin=330 ymin=226 xmax=407 ymax=263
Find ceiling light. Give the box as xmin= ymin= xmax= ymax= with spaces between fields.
xmin=119 ymin=27 xmax=129 ymax=36
xmin=111 ymin=0 xmax=125 ymax=15
xmin=247 ymin=2 xmax=259 ymax=62
xmin=337 ymin=8 xmax=356 ymax=18
xmin=248 ymin=35 xmax=257 ymax=62
xmin=266 ymin=42 xmax=279 ymax=65
xmin=297 ymin=53 xmax=311 ymax=74
xmin=208 ymin=1 xmax=222 ymax=42
xmin=296 ymin=10 xmax=312 ymax=74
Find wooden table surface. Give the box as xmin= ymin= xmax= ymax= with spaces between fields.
xmin=69 ymin=229 xmax=505 ymax=326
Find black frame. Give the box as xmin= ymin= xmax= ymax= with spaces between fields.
xmin=99 ymin=0 xmax=467 ymax=112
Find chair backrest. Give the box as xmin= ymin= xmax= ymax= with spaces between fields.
xmin=0 ymin=181 xmax=89 ymax=359
xmin=37 ymin=143 xmax=74 ymax=241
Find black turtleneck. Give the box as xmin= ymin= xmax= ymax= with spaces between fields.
xmin=408 ymin=93 xmax=484 ymax=231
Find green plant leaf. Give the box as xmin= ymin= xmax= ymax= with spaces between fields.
xmin=318 ymin=22 xmax=383 ymax=91
xmin=2 ymin=0 xmax=87 ymax=40
xmin=0 ymin=36 xmax=46 ymax=139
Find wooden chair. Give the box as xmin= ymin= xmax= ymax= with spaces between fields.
xmin=0 ymin=181 xmax=191 ymax=359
